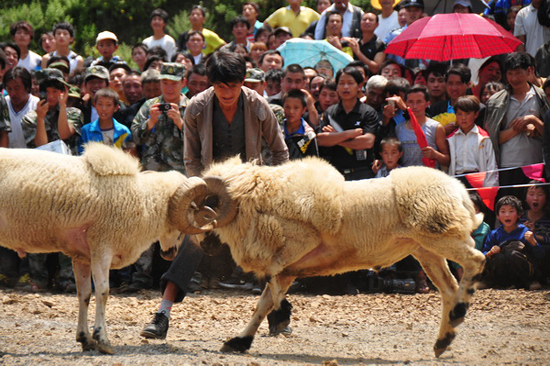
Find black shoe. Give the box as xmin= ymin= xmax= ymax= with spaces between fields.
xmin=140 ymin=312 xmax=169 ymax=339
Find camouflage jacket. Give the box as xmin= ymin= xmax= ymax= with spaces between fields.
xmin=0 ymin=94 xmax=11 ymax=132
xmin=21 ymin=106 xmax=83 ymax=153
xmin=131 ymin=94 xmax=188 ymax=173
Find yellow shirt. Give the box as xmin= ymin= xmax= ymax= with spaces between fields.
xmin=202 ymin=28 xmax=226 ymax=55
xmin=265 ymin=6 xmax=320 ymax=38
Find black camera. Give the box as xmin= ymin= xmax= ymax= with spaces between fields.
xmin=39 ymin=91 xmax=47 ymax=101
xmin=367 ymin=275 xmax=416 ymax=294
xmin=159 ymin=103 xmax=172 ymax=112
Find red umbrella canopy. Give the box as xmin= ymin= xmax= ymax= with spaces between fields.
xmin=385 ymin=13 xmax=522 ymax=61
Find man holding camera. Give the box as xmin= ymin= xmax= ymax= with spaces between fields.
xmin=131 ymin=62 xmax=188 ymax=173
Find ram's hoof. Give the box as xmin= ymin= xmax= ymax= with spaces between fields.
xmin=96 ymin=341 xmax=114 ymax=355
xmin=433 ymin=332 xmax=455 ymax=358
xmin=80 ymin=339 xmax=97 ymax=352
xmin=220 ymin=336 xmax=253 ymax=353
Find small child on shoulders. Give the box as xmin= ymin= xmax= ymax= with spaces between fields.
xmin=78 ymin=88 xmax=136 ymax=156
xmin=282 ymin=89 xmax=318 ymax=159
xmin=447 ymin=95 xmax=498 ymax=187
xmin=482 ymin=195 xmax=544 ymax=290
xmin=376 ymin=136 xmax=403 ymax=178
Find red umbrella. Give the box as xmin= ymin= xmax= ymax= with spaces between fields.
xmin=385 ymin=13 xmax=522 ymax=61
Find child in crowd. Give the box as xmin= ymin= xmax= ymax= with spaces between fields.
xmin=41 ymin=22 xmax=84 ymax=73
xmin=522 ymin=182 xmax=550 ymax=281
xmin=10 ymin=21 xmax=42 ymax=71
xmin=282 ymin=89 xmax=318 ymax=159
xmin=91 ymin=31 xmax=123 ymax=68
xmin=447 ymin=96 xmax=498 ymax=187
xmin=482 ymin=195 xmax=545 ymax=290
xmin=480 ymin=81 xmax=505 ymax=104
xmin=142 ymin=9 xmax=177 ymax=62
xmin=265 ymin=69 xmax=283 ymax=97
xmin=452 ymin=191 xmax=491 ymax=280
xmin=78 ymin=88 xmax=136 ymax=155
xmin=376 ymin=136 xmax=403 ymax=178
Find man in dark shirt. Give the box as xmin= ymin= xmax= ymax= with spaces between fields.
xmin=318 ymin=66 xmax=379 ymax=180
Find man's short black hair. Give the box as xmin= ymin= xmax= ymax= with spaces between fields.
xmin=191 ymin=5 xmax=206 ymax=17
xmin=319 ymin=78 xmax=337 ymax=92
xmin=504 ymin=52 xmax=531 ymax=73
xmin=206 ymin=51 xmax=246 ymax=85
xmin=187 ymin=63 xmax=206 ymax=78
xmin=150 ymin=8 xmax=169 ymax=23
xmin=186 ymin=30 xmax=205 ymax=43
xmin=230 ymin=16 xmax=250 ymax=30
xmin=265 ymin=68 xmax=283 ymax=82
xmin=385 ymin=77 xmax=411 ymax=96
xmin=347 ymin=60 xmax=371 ymax=78
xmin=3 ymin=66 xmax=32 ymax=93
xmin=259 ymin=50 xmax=284 ymax=69
xmin=405 ymin=84 xmax=430 ymax=101
xmin=425 ymin=61 xmax=448 ymax=79
xmin=283 ymin=89 xmax=308 ymax=108
xmin=283 ymin=64 xmax=305 ymax=78
xmin=144 ymin=55 xmax=165 ymax=71
xmin=446 ymin=63 xmax=471 ymax=83
xmin=335 ymin=66 xmax=363 ymax=85
xmin=52 ymin=22 xmax=75 ymax=38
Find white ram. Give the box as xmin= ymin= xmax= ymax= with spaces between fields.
xmin=180 ymin=157 xmax=487 ymax=357
xmin=0 ymin=144 xmax=211 ymax=354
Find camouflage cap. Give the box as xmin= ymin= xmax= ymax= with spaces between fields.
xmin=68 ymin=85 xmax=81 ymax=99
xmin=84 ymin=65 xmax=110 ymax=83
xmin=244 ymin=68 xmax=265 ymax=83
xmin=159 ymin=62 xmax=186 ymax=81
xmin=36 ymin=68 xmax=71 ymax=89
xmin=48 ymin=61 xmax=70 ymax=74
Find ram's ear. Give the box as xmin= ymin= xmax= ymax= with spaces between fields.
xmin=169 ymin=177 xmax=216 ymax=234
xmin=203 ymin=176 xmax=237 ymax=228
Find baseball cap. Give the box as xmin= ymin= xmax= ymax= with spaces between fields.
xmin=36 ymin=68 xmax=71 ymax=89
xmin=274 ymin=27 xmax=292 ymax=37
xmin=400 ymin=0 xmax=424 ymax=9
xmin=96 ymin=31 xmax=118 ymax=44
xmin=453 ymin=0 xmax=472 ymax=9
xmin=159 ymin=62 xmax=186 ymax=81
xmin=371 ymin=0 xmax=400 ymax=10
xmin=84 ymin=65 xmax=110 ymax=83
xmin=244 ymin=68 xmax=265 ymax=83
xmin=48 ymin=61 xmax=70 ymax=74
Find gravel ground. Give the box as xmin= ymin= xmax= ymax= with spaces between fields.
xmin=0 ymin=287 xmax=549 ymax=365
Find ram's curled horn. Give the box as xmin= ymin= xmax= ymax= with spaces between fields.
xmin=203 ymin=176 xmax=238 ymax=228
xmin=169 ymin=176 xmax=216 ymax=234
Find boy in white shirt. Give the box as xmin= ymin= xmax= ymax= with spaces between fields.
xmin=447 ymin=95 xmax=498 ymax=187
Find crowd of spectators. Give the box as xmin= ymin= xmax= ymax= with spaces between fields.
xmin=0 ymin=0 xmax=549 ymax=303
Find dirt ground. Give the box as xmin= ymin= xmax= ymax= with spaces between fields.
xmin=0 ymin=287 xmax=548 ymax=366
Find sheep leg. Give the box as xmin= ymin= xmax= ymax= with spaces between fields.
xmin=444 ymin=240 xmax=486 ymax=328
xmin=90 ymin=255 xmax=114 ymax=355
xmin=73 ymin=260 xmax=96 ymax=352
xmin=221 ymin=275 xmax=294 ymax=353
xmin=413 ymin=247 xmax=459 ymax=358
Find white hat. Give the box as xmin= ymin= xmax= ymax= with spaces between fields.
xmin=96 ymin=31 xmax=118 ymax=44
xmin=453 ymin=0 xmax=473 ymax=9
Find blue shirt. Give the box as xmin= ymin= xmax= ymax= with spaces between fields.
xmin=78 ymin=118 xmax=132 ymax=155
xmin=482 ymin=223 xmax=545 ymax=259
